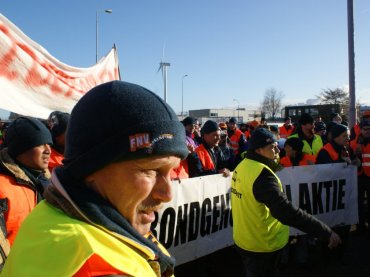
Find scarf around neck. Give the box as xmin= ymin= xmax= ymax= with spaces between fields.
xmin=44 ymin=168 xmax=175 ymax=276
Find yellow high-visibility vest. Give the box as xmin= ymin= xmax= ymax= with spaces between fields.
xmin=1 ymin=201 xmax=170 ymax=277
xmin=231 ymin=158 xmax=289 ymax=252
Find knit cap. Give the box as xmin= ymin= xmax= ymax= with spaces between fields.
xmin=248 ymin=128 xmax=277 ymax=150
xmin=331 ymin=124 xmax=349 ymax=139
xmin=284 ymin=137 xmax=304 ymax=152
xmin=299 ymin=113 xmax=314 ymax=125
xmin=5 ymin=117 xmax=53 ymax=157
xmin=182 ymin=116 xmax=196 ymax=127
xmin=201 ymin=120 xmax=220 ymax=136
xmin=61 ymin=81 xmax=188 ymax=180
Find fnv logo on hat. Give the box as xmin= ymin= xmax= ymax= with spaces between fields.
xmin=130 ymin=133 xmax=150 ymax=152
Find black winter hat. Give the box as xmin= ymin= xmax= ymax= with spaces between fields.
xmin=299 ymin=113 xmax=314 ymax=125
xmin=5 ymin=117 xmax=53 ymax=158
xmin=201 ymin=120 xmax=220 ymax=136
xmin=326 ymin=121 xmax=338 ymax=134
xmin=182 ymin=116 xmax=196 ymax=127
xmin=61 ymin=81 xmax=188 ymax=180
xmin=331 ymin=124 xmax=349 ymax=139
xmin=229 ymin=117 xmax=238 ymax=124
xmin=314 ymin=121 xmax=326 ymax=132
xmin=248 ymin=128 xmax=277 ymax=150
xmin=285 ymin=137 xmax=304 ymax=152
xmin=50 ymin=112 xmax=70 ymax=138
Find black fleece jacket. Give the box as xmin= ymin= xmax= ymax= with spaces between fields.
xmin=246 ymin=151 xmax=332 ymax=240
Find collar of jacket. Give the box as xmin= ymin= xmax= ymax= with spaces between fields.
xmin=246 ymin=150 xmax=282 ymax=172
xmin=0 ymin=148 xmax=51 ymax=187
xmin=44 ymin=169 xmax=175 ymax=276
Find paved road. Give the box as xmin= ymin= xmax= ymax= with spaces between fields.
xmin=175 ymin=229 xmax=370 ymax=277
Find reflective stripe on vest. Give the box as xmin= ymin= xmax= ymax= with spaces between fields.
xmin=231 ymin=159 xmax=289 ymax=252
xmin=195 ymin=144 xmax=215 ymax=170
xmin=361 ymin=144 xmax=370 ymax=176
xmin=1 ymin=201 xmax=164 ymax=277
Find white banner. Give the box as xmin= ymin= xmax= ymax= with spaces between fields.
xmin=0 ymin=14 xmax=120 ymax=119
xmin=152 ymin=163 xmax=358 ymax=265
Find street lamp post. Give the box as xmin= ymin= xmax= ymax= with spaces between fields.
xmin=181 ymin=74 xmax=188 ymax=119
xmin=96 ymin=9 xmax=112 ymax=63
xmin=233 ymin=99 xmax=240 ymax=123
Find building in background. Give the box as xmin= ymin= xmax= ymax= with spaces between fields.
xmin=188 ymin=108 xmax=260 ymax=125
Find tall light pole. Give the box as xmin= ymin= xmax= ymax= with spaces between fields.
xmin=182 ymin=74 xmax=188 ymax=119
xmin=347 ymin=0 xmax=356 ymax=128
xmin=233 ymin=99 xmax=240 ymax=123
xmin=96 ymin=9 xmax=112 ymax=63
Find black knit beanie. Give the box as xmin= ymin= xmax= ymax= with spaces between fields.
xmin=201 ymin=120 xmax=220 ymax=136
xmin=61 ymin=81 xmax=188 ymax=180
xmin=5 ymin=117 xmax=53 ymax=158
xmin=331 ymin=124 xmax=349 ymax=139
xmin=182 ymin=116 xmax=196 ymax=127
xmin=284 ymin=137 xmax=304 ymax=152
xmin=248 ymin=128 xmax=277 ymax=150
xmin=299 ymin=113 xmax=314 ymax=125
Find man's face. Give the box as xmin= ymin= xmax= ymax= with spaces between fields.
xmin=301 ymin=123 xmax=314 ymax=139
xmin=228 ymin=122 xmax=237 ymax=131
xmin=256 ymin=142 xmax=280 ymax=160
xmin=185 ymin=123 xmax=196 ymax=134
xmin=284 ymin=144 xmax=295 ymax=158
xmin=203 ymin=130 xmax=221 ymax=148
xmin=333 ymin=130 xmax=350 ymax=146
xmin=285 ymin=119 xmax=291 ymax=126
xmin=333 ymin=115 xmax=342 ymax=124
xmin=16 ymin=144 xmax=51 ymax=170
xmin=361 ymin=126 xmax=370 ymax=138
xmin=85 ymin=156 xmax=180 ymax=235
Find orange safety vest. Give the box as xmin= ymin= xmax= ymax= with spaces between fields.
xmin=49 ymin=147 xmax=64 ymax=172
xmin=244 ymin=130 xmax=250 ymax=140
xmin=170 ymin=159 xmax=189 ymax=180
xmin=0 ymin=174 xmax=37 ymax=245
xmin=353 ymin=124 xmax=361 ymax=140
xmin=279 ymin=125 xmax=294 ymax=139
xmin=317 ymin=143 xmax=339 ymax=162
xmin=229 ymin=129 xmax=243 ymax=155
xmin=350 ymin=139 xmax=370 ymax=177
xmin=195 ymin=144 xmax=215 ymax=170
xmin=280 ymin=154 xmax=316 ymax=167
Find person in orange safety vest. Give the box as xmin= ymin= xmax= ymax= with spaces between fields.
xmin=0 ymin=117 xmax=52 ymax=267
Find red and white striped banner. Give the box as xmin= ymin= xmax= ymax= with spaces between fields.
xmin=0 ymin=14 xmax=120 ymax=119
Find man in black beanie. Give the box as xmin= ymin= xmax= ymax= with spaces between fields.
xmin=232 ymin=128 xmax=341 ymax=277
xmin=187 ymin=120 xmax=230 ymax=177
xmin=289 ymin=113 xmax=323 ymax=156
xmin=2 ymin=81 xmax=188 ymax=277
xmin=0 ymin=116 xmax=52 ymax=264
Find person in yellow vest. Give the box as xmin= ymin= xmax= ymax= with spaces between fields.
xmin=350 ymin=120 xmax=370 ymax=234
xmin=1 ymin=81 xmax=188 ymax=277
xmin=289 ymin=113 xmax=323 ymax=156
xmin=231 ymin=128 xmax=341 ymax=277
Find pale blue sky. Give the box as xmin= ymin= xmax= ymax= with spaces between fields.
xmin=1 ymin=0 xmax=370 ymax=118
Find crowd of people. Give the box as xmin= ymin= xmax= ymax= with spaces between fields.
xmin=0 ymin=80 xmax=369 ymax=276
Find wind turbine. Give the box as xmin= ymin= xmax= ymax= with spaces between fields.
xmin=157 ymin=46 xmax=171 ymax=102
